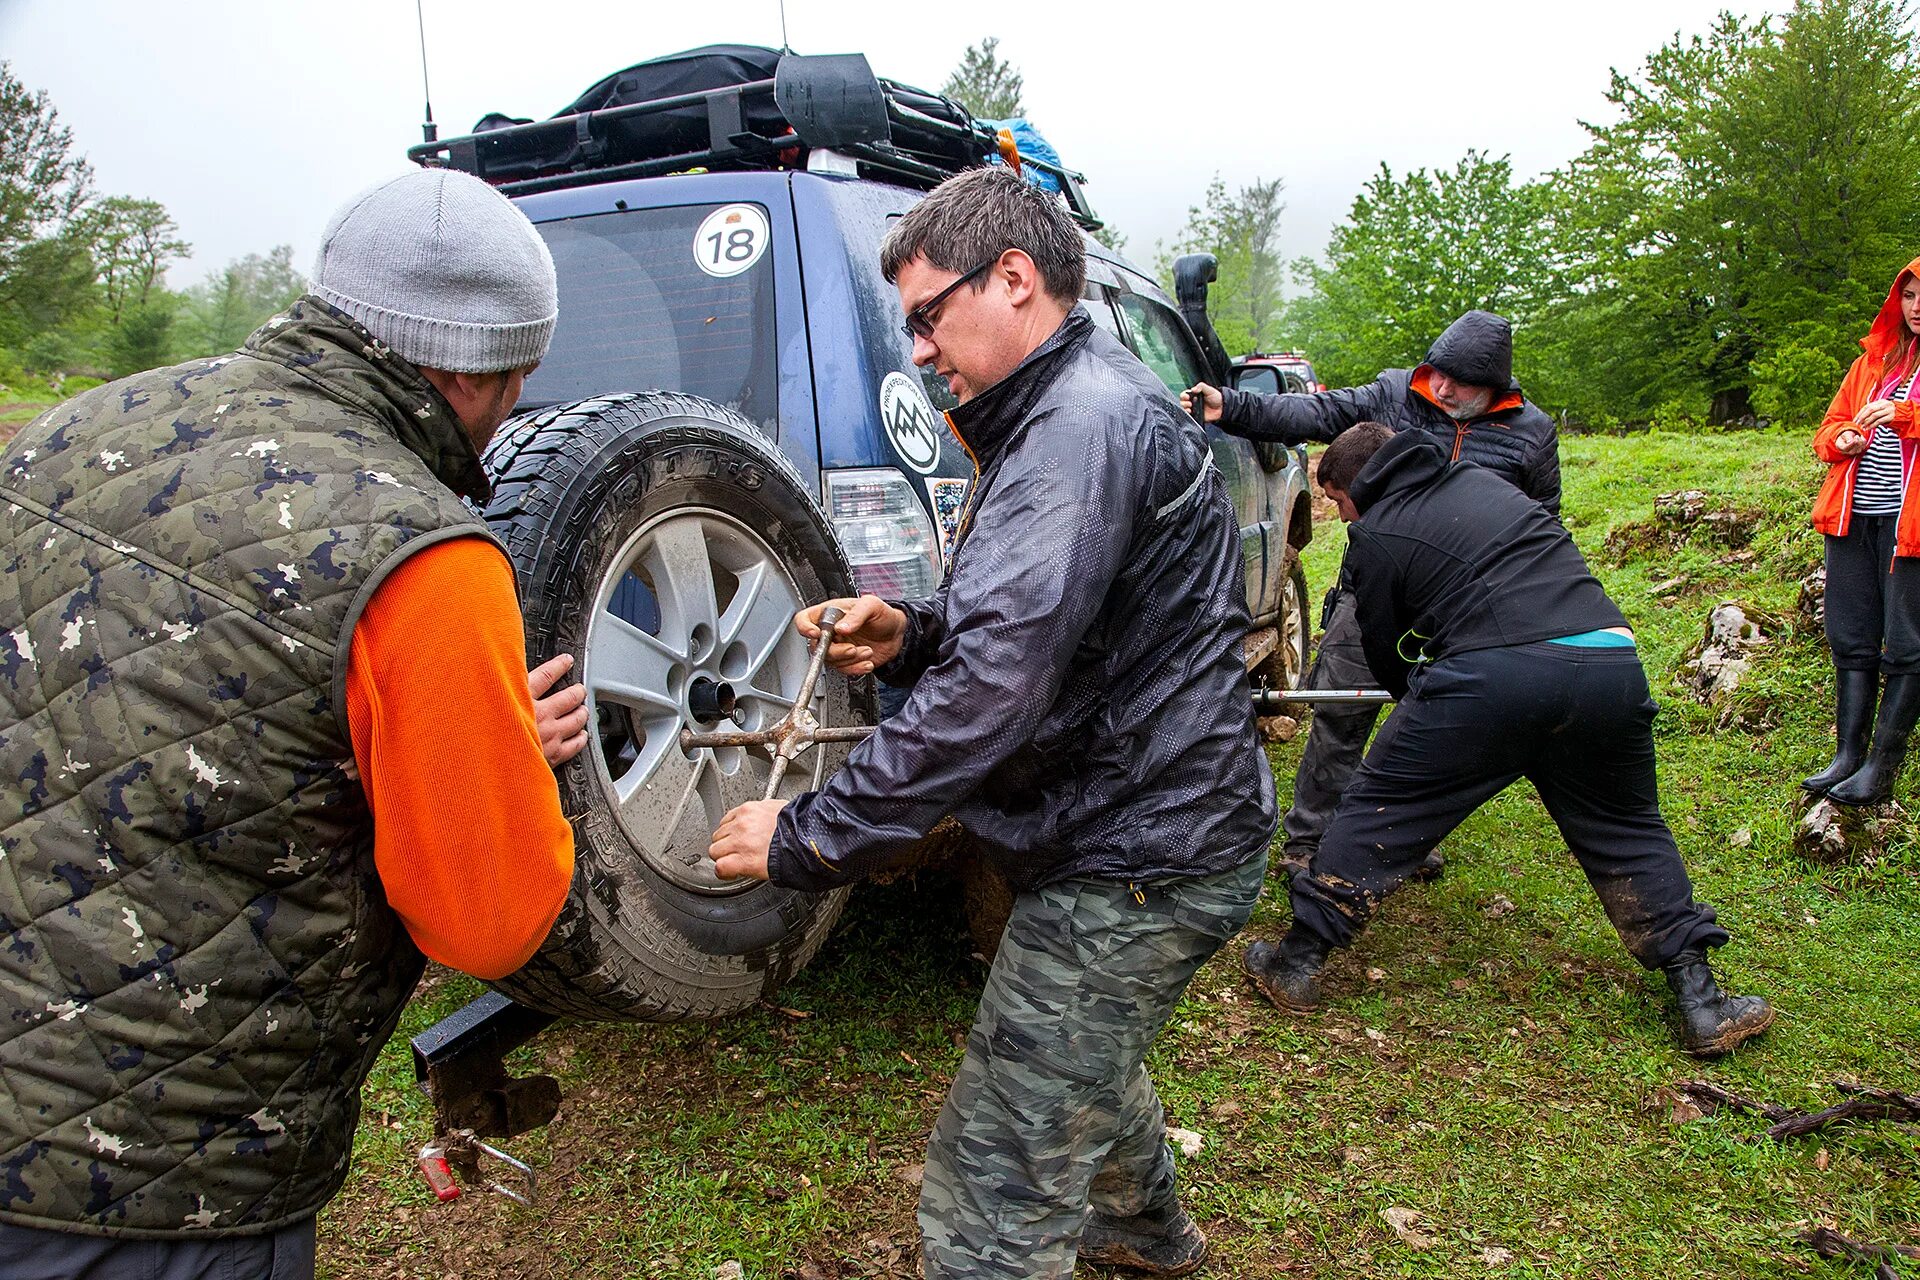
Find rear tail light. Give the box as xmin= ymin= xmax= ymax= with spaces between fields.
xmin=824 ymin=468 xmax=943 ymax=600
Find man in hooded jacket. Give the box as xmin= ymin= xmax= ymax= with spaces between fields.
xmin=1183 ymin=311 xmax=1560 ymax=874
xmin=1238 ymin=423 xmax=1774 ymax=1058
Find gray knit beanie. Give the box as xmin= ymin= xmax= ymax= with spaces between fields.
xmin=312 ymin=168 xmax=557 ymax=373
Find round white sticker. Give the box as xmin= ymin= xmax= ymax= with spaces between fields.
xmin=880 ymin=372 xmax=942 ymax=475
xmin=692 ymin=204 xmax=770 ymax=278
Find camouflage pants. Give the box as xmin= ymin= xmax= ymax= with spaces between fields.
xmin=919 ymin=852 xmax=1268 ymax=1279
xmin=1281 ymin=581 xmax=1383 ymax=858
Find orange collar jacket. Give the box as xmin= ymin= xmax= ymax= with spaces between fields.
xmin=1812 ymin=254 xmax=1920 ymax=555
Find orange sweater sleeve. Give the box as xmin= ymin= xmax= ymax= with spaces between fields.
xmin=344 ymin=537 xmax=575 ymax=980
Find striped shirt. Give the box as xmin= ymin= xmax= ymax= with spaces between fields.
xmin=1853 ymin=370 xmax=1916 ymax=516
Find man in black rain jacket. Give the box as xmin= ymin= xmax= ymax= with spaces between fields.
xmin=1184 ymin=311 xmax=1560 ymax=874
xmin=706 ymin=168 xmax=1275 ymax=1279
xmin=1239 ymin=423 xmax=1774 ymax=1059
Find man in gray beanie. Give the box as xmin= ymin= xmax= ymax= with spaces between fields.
xmin=1181 ymin=310 xmax=1560 ymax=891
xmin=0 ymin=167 xmax=586 ymax=1279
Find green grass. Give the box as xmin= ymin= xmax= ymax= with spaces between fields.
xmin=320 ymin=428 xmax=1919 ymax=1279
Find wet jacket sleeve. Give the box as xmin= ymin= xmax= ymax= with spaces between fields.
xmin=766 ymin=412 xmax=1141 ymax=890
xmin=1217 ymin=376 xmax=1394 ymax=445
xmin=345 ymin=537 xmax=575 ymax=980
xmin=1344 ymin=526 xmax=1417 ymax=699
xmin=875 ymin=585 xmax=950 ymax=687
xmin=1523 ymin=424 xmax=1563 ymax=516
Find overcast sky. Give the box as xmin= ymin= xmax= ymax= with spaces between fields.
xmin=1 ymin=0 xmax=1783 ymax=288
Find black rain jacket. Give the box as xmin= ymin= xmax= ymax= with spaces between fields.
xmin=1343 ymin=431 xmax=1627 ymax=698
xmin=1217 ymin=311 xmax=1562 ymax=515
xmin=767 ymin=308 xmax=1277 ymax=892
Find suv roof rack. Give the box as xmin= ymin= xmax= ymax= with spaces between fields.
xmin=407 ymin=51 xmax=1104 ymax=230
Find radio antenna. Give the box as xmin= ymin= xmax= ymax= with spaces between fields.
xmin=416 ymin=0 xmax=438 ymax=144
xmin=778 ymin=0 xmax=791 ymax=52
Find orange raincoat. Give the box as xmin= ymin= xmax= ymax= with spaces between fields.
xmin=1811 ymin=255 xmax=1920 ymax=554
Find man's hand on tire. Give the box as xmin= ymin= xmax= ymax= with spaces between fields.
xmin=528 ymin=652 xmax=590 ymax=767
xmin=797 ymin=594 xmax=907 ymax=676
xmin=710 ymin=799 xmax=786 ymax=881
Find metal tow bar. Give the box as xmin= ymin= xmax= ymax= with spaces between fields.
xmin=678 ymin=605 xmax=870 ymax=796
xmin=1251 ymin=688 xmax=1393 ymax=711
xmin=678 ymin=602 xmax=1393 ymax=773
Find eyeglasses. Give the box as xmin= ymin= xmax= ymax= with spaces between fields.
xmin=901 ymin=260 xmax=996 ymax=342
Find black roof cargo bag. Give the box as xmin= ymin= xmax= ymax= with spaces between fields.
xmin=462 ymin=45 xmax=990 ymax=185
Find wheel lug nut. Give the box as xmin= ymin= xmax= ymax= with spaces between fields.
xmin=688 ymin=677 xmax=737 ymax=724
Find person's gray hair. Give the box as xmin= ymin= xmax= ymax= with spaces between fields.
xmin=880 ymin=166 xmax=1086 ymax=304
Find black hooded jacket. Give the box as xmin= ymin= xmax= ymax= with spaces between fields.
xmin=1344 ymin=431 xmax=1627 ymax=698
xmin=1217 ymin=311 xmax=1562 ymax=515
xmin=766 ymin=308 xmax=1278 ymax=893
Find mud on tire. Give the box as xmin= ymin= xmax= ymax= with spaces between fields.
xmin=480 ymin=392 xmax=871 ymax=1021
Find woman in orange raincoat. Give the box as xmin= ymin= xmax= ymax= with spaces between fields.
xmin=1806 ymin=255 xmax=1920 ymax=805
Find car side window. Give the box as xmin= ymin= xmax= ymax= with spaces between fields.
xmin=1114 ymin=293 xmax=1206 ymax=397
xmin=1082 ymin=283 xmax=1127 ymax=343
xmin=1234 ymin=366 xmax=1280 ymax=396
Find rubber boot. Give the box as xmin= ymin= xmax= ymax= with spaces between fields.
xmin=1412 ymin=851 xmax=1446 ymax=882
xmin=1079 ymin=1202 xmax=1208 ymax=1277
xmin=1829 ymin=672 xmax=1920 ymax=806
xmin=1802 ymin=668 xmax=1877 ymax=795
xmin=1662 ymin=949 xmax=1775 ymax=1057
xmin=1243 ymin=927 xmax=1330 ymax=1013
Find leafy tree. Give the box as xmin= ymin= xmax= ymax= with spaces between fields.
xmin=1545 ymin=0 xmax=1920 ymax=423
xmin=1160 ymin=175 xmax=1287 ymax=355
xmin=107 ymin=299 xmax=175 ymax=378
xmin=0 ymin=61 xmax=92 ymax=294
xmin=73 ymin=197 xmax=190 ymax=326
xmin=178 ymin=245 xmax=306 ymax=356
xmin=0 ymin=231 xmax=94 ymax=347
xmin=1283 ymin=153 xmax=1555 ymax=390
xmin=941 ymin=38 xmax=1025 ymax=119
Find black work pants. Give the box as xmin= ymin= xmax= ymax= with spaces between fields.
xmin=1291 ymin=642 xmax=1729 ymax=969
xmin=1824 ymin=516 xmax=1920 ymax=674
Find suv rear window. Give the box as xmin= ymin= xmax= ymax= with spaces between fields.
xmin=523 ymin=205 xmax=779 ymax=430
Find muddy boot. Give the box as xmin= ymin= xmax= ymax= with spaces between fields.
xmin=1079 ymin=1203 xmax=1208 ymax=1276
xmin=1663 ymin=949 xmax=1775 ymax=1057
xmin=1243 ymin=927 xmax=1329 ymax=1013
xmin=1803 ymin=668 xmax=1877 ymax=795
xmin=1275 ymin=843 xmax=1313 ymax=880
xmin=1829 ymin=673 xmax=1920 ymax=806
xmin=1412 ymin=851 xmax=1446 ymax=882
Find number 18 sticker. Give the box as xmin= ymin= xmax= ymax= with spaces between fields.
xmin=694 ymin=204 xmax=770 ymax=278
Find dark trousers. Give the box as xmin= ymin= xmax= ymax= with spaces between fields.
xmin=0 ymin=1218 xmax=315 ymax=1279
xmin=1281 ymin=584 xmax=1382 ymax=855
xmin=1825 ymin=516 xmax=1920 ymax=674
xmin=1291 ymin=642 xmax=1729 ymax=969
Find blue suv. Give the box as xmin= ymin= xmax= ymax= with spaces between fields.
xmin=411 ymin=46 xmax=1315 ymax=1025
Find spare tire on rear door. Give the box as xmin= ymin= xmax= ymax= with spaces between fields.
xmin=479 ymin=391 xmax=871 ymax=1021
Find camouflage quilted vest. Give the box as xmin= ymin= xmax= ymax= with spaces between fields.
xmin=0 ymin=298 xmax=494 ymax=1237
